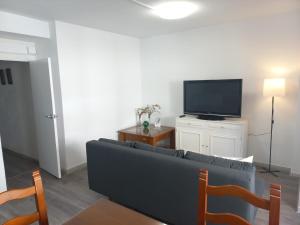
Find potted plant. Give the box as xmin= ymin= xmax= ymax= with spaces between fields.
xmin=136 ymin=104 xmax=161 ymax=128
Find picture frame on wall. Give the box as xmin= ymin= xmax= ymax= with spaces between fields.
xmin=0 ymin=69 xmax=6 ymax=85
xmin=5 ymin=68 xmax=13 ymax=85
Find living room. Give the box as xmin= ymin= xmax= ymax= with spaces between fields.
xmin=0 ymin=0 xmax=300 ymax=225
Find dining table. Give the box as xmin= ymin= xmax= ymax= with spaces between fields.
xmin=62 ymin=198 xmax=165 ymax=225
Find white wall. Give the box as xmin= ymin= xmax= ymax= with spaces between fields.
xmin=1 ymin=10 xmax=299 ymax=174
xmin=0 ymin=11 xmax=50 ymax=38
xmin=141 ymin=12 xmax=300 ymax=173
xmin=0 ymin=137 xmax=6 ymax=192
xmin=55 ymin=21 xmax=142 ymax=170
xmin=0 ymin=61 xmax=37 ymax=159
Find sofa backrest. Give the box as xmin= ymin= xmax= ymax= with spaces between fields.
xmin=87 ymin=140 xmax=256 ymax=225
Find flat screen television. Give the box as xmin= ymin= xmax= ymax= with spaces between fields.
xmin=184 ymin=79 xmax=242 ymax=120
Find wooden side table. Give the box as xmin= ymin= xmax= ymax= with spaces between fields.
xmin=118 ymin=125 xmax=175 ymax=149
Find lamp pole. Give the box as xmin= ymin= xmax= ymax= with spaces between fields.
xmin=261 ymin=95 xmax=279 ymax=176
xmin=269 ymin=96 xmax=274 ymax=172
xmin=262 ymin=78 xmax=285 ymax=177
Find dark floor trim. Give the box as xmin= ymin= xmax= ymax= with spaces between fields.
xmin=254 ymin=162 xmax=291 ymax=174
xmin=3 ymin=148 xmax=38 ymax=164
xmin=62 ymin=163 xmax=87 ymax=175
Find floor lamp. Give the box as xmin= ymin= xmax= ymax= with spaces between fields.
xmin=261 ymin=78 xmax=286 ymax=177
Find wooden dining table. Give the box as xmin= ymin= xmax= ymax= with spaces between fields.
xmin=63 ymin=198 xmax=165 ymax=225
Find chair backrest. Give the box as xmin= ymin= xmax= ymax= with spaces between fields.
xmin=198 ymin=170 xmax=281 ymax=225
xmin=0 ymin=170 xmax=49 ymax=225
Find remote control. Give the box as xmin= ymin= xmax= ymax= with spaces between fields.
xmin=179 ymin=115 xmax=186 ymax=118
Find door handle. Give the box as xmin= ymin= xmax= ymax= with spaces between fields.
xmin=45 ymin=114 xmax=58 ymax=119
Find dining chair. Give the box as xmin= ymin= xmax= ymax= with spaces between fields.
xmin=0 ymin=170 xmax=49 ymax=225
xmin=198 ymin=169 xmax=281 ymax=225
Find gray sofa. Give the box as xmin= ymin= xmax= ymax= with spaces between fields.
xmin=86 ymin=139 xmax=265 ymax=225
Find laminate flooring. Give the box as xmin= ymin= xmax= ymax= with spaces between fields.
xmin=1 ymin=150 xmax=299 ymax=225
xmin=0 ymin=150 xmax=103 ymax=225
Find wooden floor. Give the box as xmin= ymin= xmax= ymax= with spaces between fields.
xmin=255 ymin=170 xmax=300 ymax=225
xmin=0 ymin=150 xmax=103 ymax=225
xmin=0 ymin=150 xmax=299 ymax=225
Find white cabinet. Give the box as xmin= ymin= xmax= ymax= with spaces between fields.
xmin=176 ymin=116 xmax=247 ymax=158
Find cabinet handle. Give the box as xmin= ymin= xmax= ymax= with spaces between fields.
xmin=209 ymin=125 xmax=225 ymax=129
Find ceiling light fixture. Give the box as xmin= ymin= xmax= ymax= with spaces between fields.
xmin=152 ymin=1 xmax=198 ymax=20
xmin=131 ymin=0 xmax=199 ymax=20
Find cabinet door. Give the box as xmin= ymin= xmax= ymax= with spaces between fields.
xmin=209 ymin=134 xmax=241 ymax=157
xmin=178 ymin=129 xmax=202 ymax=153
xmin=200 ymin=134 xmax=210 ymax=155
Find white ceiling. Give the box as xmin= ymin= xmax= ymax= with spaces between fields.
xmin=1 ymin=0 xmax=300 ymax=38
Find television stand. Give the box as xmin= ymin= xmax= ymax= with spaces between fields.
xmin=176 ymin=116 xmax=248 ymax=158
xmin=197 ymin=115 xmax=225 ymax=121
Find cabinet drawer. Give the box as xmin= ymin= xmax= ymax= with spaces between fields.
xmin=176 ymin=122 xmax=205 ymax=129
xmin=123 ymin=133 xmax=152 ymax=143
xmin=208 ymin=123 xmax=242 ymax=131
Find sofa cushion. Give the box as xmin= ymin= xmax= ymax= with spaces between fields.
xmin=134 ymin=141 xmax=154 ymax=151
xmin=213 ymin=157 xmax=234 ymax=168
xmin=185 ymin=151 xmax=255 ymax=173
xmin=184 ymin=151 xmax=215 ymax=164
xmin=98 ymin=138 xmax=135 ymax=148
xmin=134 ymin=142 xmax=184 ymax=158
xmin=230 ymin=160 xmax=256 ymax=173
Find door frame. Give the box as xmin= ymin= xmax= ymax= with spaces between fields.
xmin=0 ymin=136 xmax=7 ymax=192
xmin=0 ymin=50 xmax=62 ymax=179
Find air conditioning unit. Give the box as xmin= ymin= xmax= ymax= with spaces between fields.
xmin=0 ymin=38 xmax=37 ymax=61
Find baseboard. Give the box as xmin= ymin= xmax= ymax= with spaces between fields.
xmin=254 ymin=162 xmax=291 ymax=174
xmin=3 ymin=148 xmax=38 ymax=164
xmin=4 ymin=148 xmax=87 ymax=177
xmin=291 ymin=172 xmax=300 ymax=178
xmin=62 ymin=163 xmax=87 ymax=175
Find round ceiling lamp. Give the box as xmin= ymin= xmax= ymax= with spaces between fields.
xmin=152 ymin=1 xmax=199 ymax=20
xmin=131 ymin=0 xmax=199 ymax=20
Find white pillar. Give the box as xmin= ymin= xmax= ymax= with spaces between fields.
xmin=297 ymin=180 xmax=300 ymax=213
xmin=0 ymin=136 xmax=7 ymax=192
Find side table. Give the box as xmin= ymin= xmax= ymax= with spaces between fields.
xmin=118 ymin=125 xmax=175 ymax=149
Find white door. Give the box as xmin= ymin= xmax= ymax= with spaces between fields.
xmin=0 ymin=136 xmax=7 ymax=192
xmin=30 ymin=58 xmax=61 ymax=178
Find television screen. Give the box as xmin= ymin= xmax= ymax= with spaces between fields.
xmin=184 ymin=79 xmax=242 ymax=117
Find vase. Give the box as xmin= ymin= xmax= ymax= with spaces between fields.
xmin=143 ymin=120 xmax=149 ymax=130
xmin=136 ymin=113 xmax=144 ymax=127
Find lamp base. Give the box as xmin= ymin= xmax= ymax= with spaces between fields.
xmin=260 ymin=167 xmax=280 ymax=177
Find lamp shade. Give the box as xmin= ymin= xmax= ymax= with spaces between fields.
xmin=263 ymin=78 xmax=285 ymax=97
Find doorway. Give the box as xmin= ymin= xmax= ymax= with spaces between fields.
xmin=0 ymin=60 xmax=38 ymax=178
xmin=0 ymin=58 xmax=61 ymax=183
